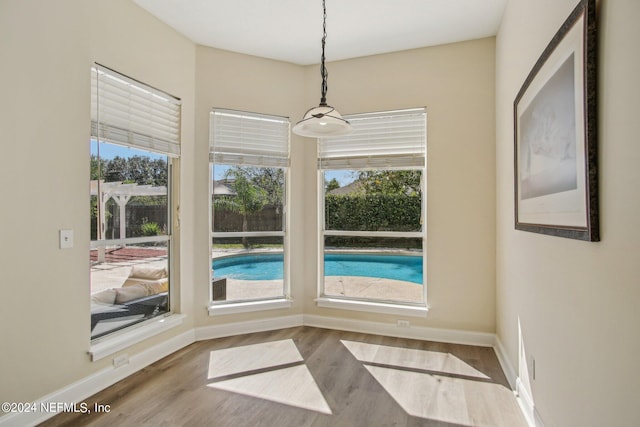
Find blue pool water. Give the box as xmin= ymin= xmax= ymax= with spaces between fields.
xmin=212 ymin=253 xmax=423 ymax=284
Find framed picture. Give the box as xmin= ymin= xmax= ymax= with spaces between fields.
xmin=514 ymin=0 xmax=598 ymax=241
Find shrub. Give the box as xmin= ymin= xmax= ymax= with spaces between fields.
xmin=140 ymin=220 xmax=162 ymax=236
xmin=325 ymin=194 xmax=421 ymax=232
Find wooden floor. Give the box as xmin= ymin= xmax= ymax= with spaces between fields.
xmin=42 ymin=327 xmax=527 ymax=427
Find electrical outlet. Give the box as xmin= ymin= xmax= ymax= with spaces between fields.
xmin=397 ymin=320 xmax=410 ymax=328
xmin=113 ymin=354 xmax=129 ymax=368
xmin=532 ymin=357 xmax=536 ymax=380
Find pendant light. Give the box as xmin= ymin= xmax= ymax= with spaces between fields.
xmin=292 ymin=0 xmax=352 ymax=138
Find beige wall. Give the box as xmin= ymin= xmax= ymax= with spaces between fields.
xmin=496 ymin=0 xmax=640 ymax=425
xmin=193 ymin=40 xmax=497 ymax=332
xmin=0 ymin=0 xmax=195 ymax=403
xmin=300 ymin=39 xmax=497 ymax=332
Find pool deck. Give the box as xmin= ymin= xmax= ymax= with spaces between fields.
xmin=219 ymin=276 xmax=422 ymax=303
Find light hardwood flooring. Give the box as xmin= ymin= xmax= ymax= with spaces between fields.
xmin=42 ymin=327 xmax=527 ymax=427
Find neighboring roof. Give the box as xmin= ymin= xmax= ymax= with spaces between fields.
xmin=213 ymin=180 xmax=236 ymax=196
xmin=327 ymin=180 xmax=363 ymax=195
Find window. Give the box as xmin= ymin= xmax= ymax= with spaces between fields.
xmin=210 ymin=109 xmax=290 ymax=308
xmin=318 ymin=108 xmax=427 ymax=309
xmin=89 ymin=64 xmax=180 ymax=340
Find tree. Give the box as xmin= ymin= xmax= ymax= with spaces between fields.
xmin=98 ymin=155 xmax=168 ymax=186
xmin=215 ymin=167 xmax=268 ymax=248
xmin=90 ymin=155 xmax=106 ymax=180
xmin=104 ymin=156 xmax=127 ymax=182
xmin=127 ymin=155 xmax=153 ymax=185
xmin=150 ymin=158 xmax=168 ymax=187
xmin=355 ymin=170 xmax=421 ymax=195
xmin=325 ymin=178 xmax=340 ymax=192
xmin=242 ymin=167 xmax=284 ymax=212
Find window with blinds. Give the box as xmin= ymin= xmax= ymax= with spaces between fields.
xmin=318 ymin=108 xmax=427 ymax=308
xmin=209 ymin=109 xmax=290 ymax=307
xmin=89 ymin=64 xmax=180 ymax=340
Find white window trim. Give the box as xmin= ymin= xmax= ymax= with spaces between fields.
xmin=317 ymin=109 xmax=428 ymax=312
xmin=89 ymin=313 xmax=186 ymax=361
xmin=90 ymin=64 xmax=180 ymax=342
xmin=209 ymin=109 xmax=291 ymax=308
xmin=208 ymin=298 xmax=292 ymax=316
xmin=316 ymin=297 xmax=428 ymax=317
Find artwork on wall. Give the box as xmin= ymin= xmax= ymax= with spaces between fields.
xmin=514 ymin=0 xmax=598 ymax=241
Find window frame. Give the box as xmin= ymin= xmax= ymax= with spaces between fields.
xmin=208 ymin=109 xmax=292 ymax=313
xmin=89 ymin=64 xmax=181 ymax=343
xmin=317 ymin=109 xmax=428 ymax=315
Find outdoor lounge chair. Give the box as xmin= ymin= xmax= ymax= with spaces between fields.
xmin=90 ymin=265 xmax=169 ymax=338
xmin=90 ymin=292 xmax=168 ymax=336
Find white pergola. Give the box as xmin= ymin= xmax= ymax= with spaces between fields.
xmin=90 ymin=180 xmax=167 ymax=261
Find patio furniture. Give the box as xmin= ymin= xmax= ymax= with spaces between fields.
xmin=212 ymin=277 xmax=227 ymax=301
xmin=90 ymin=265 xmax=169 ymax=338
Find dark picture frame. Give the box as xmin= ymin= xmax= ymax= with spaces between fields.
xmin=514 ymin=0 xmax=598 ymax=241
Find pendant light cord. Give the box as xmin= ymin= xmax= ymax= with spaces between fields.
xmin=320 ymin=0 xmax=328 ymax=106
xmin=292 ymin=0 xmax=352 ymax=135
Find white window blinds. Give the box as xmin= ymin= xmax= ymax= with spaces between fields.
xmin=318 ymin=108 xmax=426 ymax=170
xmin=210 ymin=109 xmax=290 ymax=167
xmin=91 ymin=64 xmax=181 ymax=157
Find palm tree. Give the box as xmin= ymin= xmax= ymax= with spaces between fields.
xmin=215 ymin=167 xmax=268 ymax=248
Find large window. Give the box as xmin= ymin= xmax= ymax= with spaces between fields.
xmin=89 ymin=64 xmax=180 ymax=340
xmin=318 ymin=109 xmax=426 ymax=307
xmin=210 ymin=109 xmax=290 ymax=306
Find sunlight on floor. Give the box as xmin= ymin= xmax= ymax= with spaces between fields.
xmin=208 ymin=339 xmax=303 ymax=379
xmin=205 ymin=338 xmax=517 ymax=424
xmin=341 ymin=340 xmax=490 ymax=379
xmin=364 ymin=365 xmax=514 ymax=426
xmin=342 ymin=340 xmax=513 ymax=426
xmin=207 ymin=339 xmax=332 ymax=415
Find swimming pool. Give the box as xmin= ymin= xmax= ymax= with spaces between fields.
xmin=212 ymin=253 xmax=423 ymax=284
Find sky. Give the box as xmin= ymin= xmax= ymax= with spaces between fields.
xmin=90 ymin=140 xmax=165 ymax=160
xmin=324 ymin=170 xmax=354 ymax=186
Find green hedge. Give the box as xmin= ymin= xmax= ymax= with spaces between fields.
xmin=325 ymin=194 xmax=421 ymax=232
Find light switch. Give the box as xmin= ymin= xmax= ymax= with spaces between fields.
xmin=59 ymin=229 xmax=74 ymax=249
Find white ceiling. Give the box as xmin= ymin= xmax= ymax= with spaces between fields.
xmin=133 ymin=0 xmax=506 ymax=66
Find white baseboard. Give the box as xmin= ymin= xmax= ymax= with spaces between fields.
xmin=0 ymin=329 xmax=195 ymax=427
xmin=303 ymin=314 xmax=496 ymax=347
xmin=195 ymin=313 xmax=494 ymax=347
xmin=493 ymin=335 xmax=517 ymax=389
xmin=516 ymin=378 xmax=546 ymax=427
xmin=493 ymin=336 xmax=545 ymax=427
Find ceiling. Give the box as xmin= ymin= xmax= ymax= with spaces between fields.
xmin=133 ymin=0 xmax=507 ymax=66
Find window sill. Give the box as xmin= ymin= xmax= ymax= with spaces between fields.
xmin=89 ymin=313 xmax=186 ymax=361
xmin=316 ymin=297 xmax=428 ymax=317
xmin=208 ymin=298 xmax=292 ymax=316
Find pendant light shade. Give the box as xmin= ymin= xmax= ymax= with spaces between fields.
xmin=292 ymin=105 xmax=352 ymax=137
xmin=293 ymin=0 xmax=352 ymax=138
